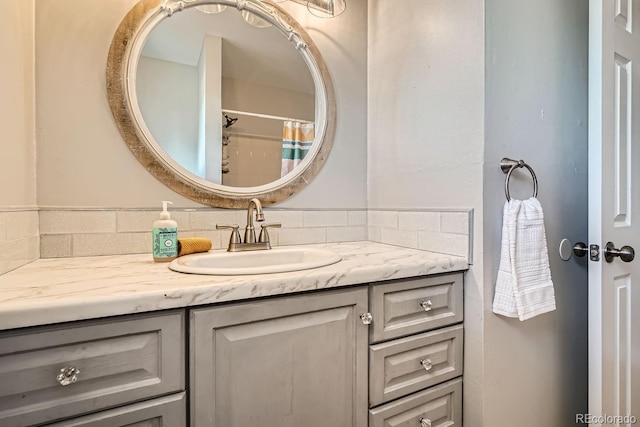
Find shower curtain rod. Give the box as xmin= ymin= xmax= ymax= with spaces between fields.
xmin=223 ymin=130 xmax=282 ymax=142
xmin=222 ymin=109 xmax=312 ymax=124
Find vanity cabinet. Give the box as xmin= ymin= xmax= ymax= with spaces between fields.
xmin=0 ymin=271 xmax=463 ymax=427
xmin=189 ymin=287 xmax=369 ymax=427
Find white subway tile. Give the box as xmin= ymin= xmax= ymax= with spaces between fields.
xmin=27 ymin=235 xmax=40 ymax=263
xmin=380 ymin=228 xmax=419 ymax=248
xmin=398 ymin=211 xmax=441 ymax=232
xmin=368 ymin=210 xmax=398 ymax=228
xmin=40 ymin=211 xmax=116 ymax=234
xmin=4 ymin=211 xmax=38 ymax=241
xmin=117 ymin=210 xmax=190 ymax=233
xmin=441 ymin=212 xmax=470 ymax=235
xmin=303 ymin=211 xmax=348 ymax=227
xmin=72 ymin=232 xmax=151 ymax=257
xmin=264 ymin=210 xmax=304 ymax=227
xmin=189 ymin=210 xmax=245 ymax=230
xmin=41 ymin=234 xmax=72 ymax=258
xmin=368 ymin=226 xmax=382 ymax=243
xmin=348 ymin=210 xmax=367 ymax=226
xmin=275 ymin=227 xmax=326 ymax=246
xmin=418 ymin=231 xmax=469 ymax=258
xmin=0 ymin=236 xmax=39 ymax=274
xmin=326 ymin=226 xmax=367 ymax=243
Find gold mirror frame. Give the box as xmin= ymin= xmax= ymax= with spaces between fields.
xmin=107 ymin=0 xmax=336 ymax=208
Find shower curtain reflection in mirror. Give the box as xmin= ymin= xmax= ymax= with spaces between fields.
xmin=281 ymin=120 xmax=315 ymax=177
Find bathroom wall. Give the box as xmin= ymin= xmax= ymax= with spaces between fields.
xmin=483 ymin=0 xmax=589 ymax=424
xmin=35 ymin=0 xmax=368 ymax=209
xmin=369 ymin=0 xmax=589 ymax=425
xmin=367 ymin=0 xmax=486 ymax=422
xmin=0 ymin=0 xmax=39 ymax=274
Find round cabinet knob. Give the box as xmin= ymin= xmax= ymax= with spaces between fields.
xmin=56 ymin=366 xmax=80 ymax=386
xmin=360 ymin=313 xmax=373 ymax=325
xmin=604 ymin=242 xmax=635 ymax=263
xmin=419 ymin=417 xmax=432 ymax=427
xmin=420 ymin=300 xmax=433 ymax=312
xmin=420 ymin=358 xmax=433 ymax=371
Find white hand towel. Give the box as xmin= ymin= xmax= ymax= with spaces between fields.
xmin=492 ymin=197 xmax=556 ymax=321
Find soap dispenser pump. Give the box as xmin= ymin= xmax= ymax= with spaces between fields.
xmin=152 ymin=201 xmax=178 ymax=262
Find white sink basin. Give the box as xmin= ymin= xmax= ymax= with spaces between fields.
xmin=169 ymin=246 xmax=342 ymax=275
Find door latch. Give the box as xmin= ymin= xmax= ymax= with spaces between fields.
xmin=560 ymin=239 xmax=600 ymax=261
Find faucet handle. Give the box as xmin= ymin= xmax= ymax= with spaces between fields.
xmin=258 ymin=223 xmax=281 ymax=244
xmin=216 ymin=224 xmax=242 ymax=247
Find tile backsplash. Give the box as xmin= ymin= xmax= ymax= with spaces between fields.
xmin=368 ymin=209 xmax=473 ymax=261
xmin=38 ymin=208 xmax=472 ymax=261
xmin=0 ymin=210 xmax=40 ymax=274
xmin=39 ymin=208 xmax=368 ymax=259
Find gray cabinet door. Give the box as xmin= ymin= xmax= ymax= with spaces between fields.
xmin=190 ymin=288 xmax=368 ymax=427
xmin=44 ymin=393 xmax=186 ymax=427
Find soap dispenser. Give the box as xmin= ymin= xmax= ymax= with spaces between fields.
xmin=152 ymin=201 xmax=178 ymax=262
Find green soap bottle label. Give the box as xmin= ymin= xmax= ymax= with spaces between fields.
xmin=153 ymin=227 xmax=178 ymax=258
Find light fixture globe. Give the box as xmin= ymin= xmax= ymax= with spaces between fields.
xmin=241 ymin=10 xmax=273 ymax=27
xmin=195 ymin=4 xmax=227 ymax=13
xmin=306 ymin=0 xmax=346 ymax=17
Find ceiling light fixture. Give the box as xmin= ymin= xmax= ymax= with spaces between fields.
xmin=191 ymin=0 xmax=346 ymax=28
xmin=287 ymin=0 xmax=346 ymax=18
xmin=191 ymin=1 xmax=273 ymax=28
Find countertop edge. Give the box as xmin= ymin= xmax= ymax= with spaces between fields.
xmin=0 ymin=242 xmax=469 ymax=331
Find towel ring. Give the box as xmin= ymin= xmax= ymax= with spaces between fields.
xmin=500 ymin=158 xmax=538 ymax=201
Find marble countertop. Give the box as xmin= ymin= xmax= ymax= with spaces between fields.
xmin=0 ymin=241 xmax=468 ymax=331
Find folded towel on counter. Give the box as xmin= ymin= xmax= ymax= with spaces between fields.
xmin=178 ymin=238 xmax=212 ymax=257
xmin=492 ymin=197 xmax=556 ymax=321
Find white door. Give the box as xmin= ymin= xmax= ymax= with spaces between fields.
xmin=589 ymin=0 xmax=640 ymax=423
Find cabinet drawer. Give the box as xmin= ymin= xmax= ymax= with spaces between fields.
xmin=0 ymin=310 xmax=185 ymax=427
xmin=370 ymin=273 xmax=463 ymax=343
xmin=369 ymin=378 xmax=462 ymax=427
xmin=45 ymin=392 xmax=185 ymax=427
xmin=369 ymin=324 xmax=462 ymax=407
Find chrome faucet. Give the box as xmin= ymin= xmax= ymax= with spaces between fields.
xmin=244 ymin=198 xmax=265 ymax=243
xmin=216 ymin=198 xmax=281 ymax=252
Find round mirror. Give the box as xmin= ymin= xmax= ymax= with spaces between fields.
xmin=107 ymin=0 xmax=335 ymax=207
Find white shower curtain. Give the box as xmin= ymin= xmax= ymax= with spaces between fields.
xmin=281 ymin=120 xmax=314 ymax=177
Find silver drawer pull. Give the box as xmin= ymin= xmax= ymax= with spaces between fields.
xmin=420 ymin=358 xmax=433 ymax=371
xmin=56 ymin=366 xmax=80 ymax=386
xmin=360 ymin=312 xmax=373 ymax=325
xmin=419 ymin=417 xmax=432 ymax=427
xmin=419 ymin=300 xmax=433 ymax=312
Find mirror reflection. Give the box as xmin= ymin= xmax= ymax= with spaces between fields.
xmin=136 ymin=5 xmax=316 ymax=188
